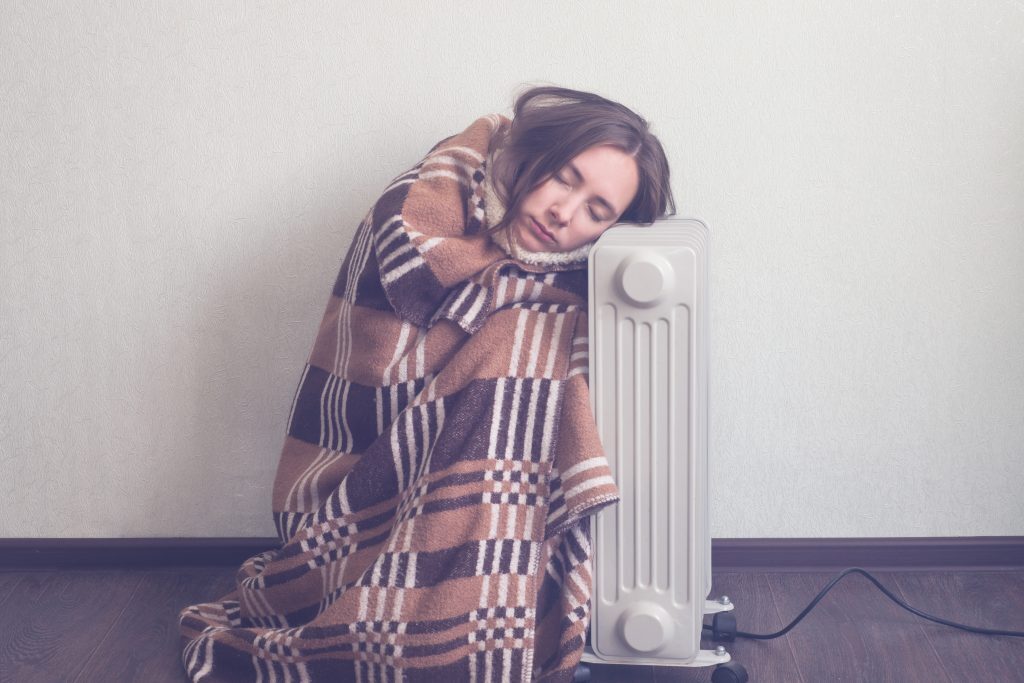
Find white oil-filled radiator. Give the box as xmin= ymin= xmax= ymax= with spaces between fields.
xmin=580 ymin=219 xmax=748 ymax=683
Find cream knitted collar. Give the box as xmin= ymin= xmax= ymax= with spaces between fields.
xmin=481 ymin=155 xmax=591 ymax=268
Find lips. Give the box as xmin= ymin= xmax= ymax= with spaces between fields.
xmin=531 ymin=218 xmax=557 ymax=244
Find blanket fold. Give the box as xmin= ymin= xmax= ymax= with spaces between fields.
xmin=179 ymin=114 xmax=619 ymax=683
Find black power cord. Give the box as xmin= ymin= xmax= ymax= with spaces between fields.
xmin=703 ymin=566 xmax=1024 ymax=640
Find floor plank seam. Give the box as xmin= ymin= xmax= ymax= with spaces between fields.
xmin=69 ymin=572 xmax=145 ymax=683
xmin=0 ymin=573 xmax=26 ymax=609
xmin=764 ymin=572 xmax=809 ymax=683
xmin=891 ymin=573 xmax=958 ymax=683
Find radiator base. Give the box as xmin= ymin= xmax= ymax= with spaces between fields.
xmin=580 ymin=644 xmax=732 ymax=668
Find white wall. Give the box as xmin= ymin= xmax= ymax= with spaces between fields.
xmin=2 ymin=2 xmax=1022 ymax=539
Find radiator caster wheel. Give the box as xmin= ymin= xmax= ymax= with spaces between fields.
xmin=572 ymin=663 xmax=591 ymax=682
xmin=712 ymin=661 xmax=749 ymax=683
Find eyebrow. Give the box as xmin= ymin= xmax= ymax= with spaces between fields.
xmin=566 ymin=162 xmax=619 ymax=217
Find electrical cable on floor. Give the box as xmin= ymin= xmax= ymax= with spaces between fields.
xmin=703 ymin=567 xmax=1024 ymax=640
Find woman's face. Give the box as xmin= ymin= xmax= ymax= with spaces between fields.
xmin=511 ymin=145 xmax=640 ymax=253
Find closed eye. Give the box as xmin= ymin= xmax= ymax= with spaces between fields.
xmin=588 ymin=204 xmax=611 ymax=222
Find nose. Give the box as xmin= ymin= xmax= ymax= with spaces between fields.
xmin=549 ymin=198 xmax=578 ymax=228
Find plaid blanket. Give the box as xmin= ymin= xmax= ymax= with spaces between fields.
xmin=179 ymin=115 xmax=619 ymax=682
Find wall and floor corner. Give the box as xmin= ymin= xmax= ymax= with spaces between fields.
xmin=2 ymin=4 xmax=1023 ymax=547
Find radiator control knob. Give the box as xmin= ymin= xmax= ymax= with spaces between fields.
xmin=619 ymin=602 xmax=675 ymax=652
xmin=617 ymin=252 xmax=673 ymax=306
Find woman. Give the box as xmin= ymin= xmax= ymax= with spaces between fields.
xmin=180 ymin=86 xmax=674 ymax=682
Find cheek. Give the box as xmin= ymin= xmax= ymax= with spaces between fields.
xmin=566 ymin=224 xmax=610 ymax=250
xmin=520 ymin=180 xmax=560 ymax=213
xmin=514 ymin=192 xmax=538 ymax=220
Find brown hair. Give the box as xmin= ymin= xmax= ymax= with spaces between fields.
xmin=489 ymin=86 xmax=675 ymax=233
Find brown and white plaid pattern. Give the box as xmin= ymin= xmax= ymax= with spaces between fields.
xmin=179 ymin=116 xmax=619 ymax=682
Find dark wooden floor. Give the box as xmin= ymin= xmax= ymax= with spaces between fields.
xmin=0 ymin=567 xmax=1021 ymax=682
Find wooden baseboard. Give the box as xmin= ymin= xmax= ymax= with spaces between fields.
xmin=0 ymin=537 xmax=281 ymax=569
xmin=0 ymin=536 xmax=1021 ymax=570
xmin=711 ymin=536 xmax=1024 ymax=571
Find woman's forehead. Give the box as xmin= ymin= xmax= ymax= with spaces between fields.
xmin=567 ymin=145 xmax=639 ymax=215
